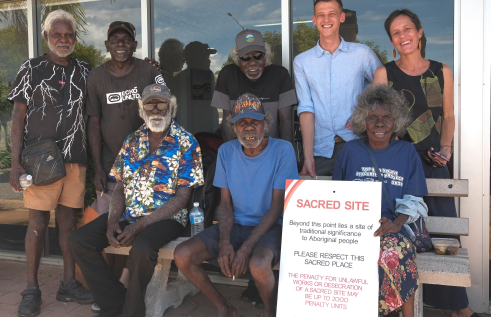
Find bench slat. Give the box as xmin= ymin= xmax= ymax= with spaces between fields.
xmin=426 ymin=216 xmax=469 ymax=236
xmin=298 ymin=176 xmax=469 ymax=197
xmin=416 ymin=249 xmax=471 ymax=287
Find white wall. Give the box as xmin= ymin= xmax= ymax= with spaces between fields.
xmin=458 ymin=0 xmax=490 ymax=312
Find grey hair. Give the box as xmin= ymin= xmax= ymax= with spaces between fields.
xmin=231 ymin=42 xmax=272 ymax=66
xmin=42 ymin=10 xmax=77 ymax=38
xmin=351 ymin=84 xmax=411 ymax=138
xmin=138 ymin=96 xmax=178 ymax=118
xmin=226 ymin=112 xmax=274 ymax=137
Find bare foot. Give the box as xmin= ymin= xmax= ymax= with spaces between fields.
xmin=217 ymin=304 xmax=237 ymax=317
xmin=451 ymin=307 xmax=475 ymax=317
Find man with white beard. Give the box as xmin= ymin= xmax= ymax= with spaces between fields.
xmin=70 ymin=83 xmax=204 ymax=317
xmin=7 ymin=9 xmax=93 ymax=317
xmin=175 ymin=93 xmax=298 ymax=317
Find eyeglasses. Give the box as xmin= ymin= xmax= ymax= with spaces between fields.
xmin=109 ymin=36 xmax=134 ymax=45
xmin=239 ymin=51 xmax=265 ymax=62
xmin=143 ymin=102 xmax=169 ymax=111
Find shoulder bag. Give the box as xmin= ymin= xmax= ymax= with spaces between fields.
xmin=363 ymin=141 xmax=433 ymax=253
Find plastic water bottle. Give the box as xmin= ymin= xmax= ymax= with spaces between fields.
xmin=189 ymin=202 xmax=204 ymax=237
xmin=19 ymin=174 xmax=33 ymax=189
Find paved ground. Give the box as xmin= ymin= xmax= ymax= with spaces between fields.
xmin=0 ymin=259 xmax=488 ymax=317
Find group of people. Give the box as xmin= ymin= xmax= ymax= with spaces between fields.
xmin=6 ymin=1 xmax=476 ymax=317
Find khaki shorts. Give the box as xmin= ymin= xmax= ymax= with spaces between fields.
xmin=23 ymin=163 xmax=86 ymax=211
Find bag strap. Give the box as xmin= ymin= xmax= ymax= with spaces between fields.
xmin=363 ymin=141 xmax=397 ymax=217
xmin=58 ymin=58 xmax=73 ymax=150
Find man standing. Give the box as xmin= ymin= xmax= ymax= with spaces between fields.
xmin=212 ymin=29 xmax=297 ymax=143
xmin=7 ymin=9 xmax=93 ymax=317
xmin=86 ymin=21 xmax=166 ymax=214
xmin=294 ymin=0 xmax=381 ymax=177
xmin=175 ymin=93 xmax=298 ymax=317
xmin=70 ymin=83 xmax=204 ymax=317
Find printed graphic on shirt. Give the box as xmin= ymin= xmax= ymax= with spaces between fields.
xmin=106 ymin=86 xmax=141 ymax=104
xmin=354 ymin=167 xmax=405 ymax=187
xmin=155 ymin=74 xmax=165 ymax=85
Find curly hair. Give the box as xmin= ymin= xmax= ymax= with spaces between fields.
xmin=351 ymin=84 xmax=411 ymax=139
xmin=231 ymin=42 xmax=272 ymax=66
xmin=226 ymin=112 xmax=274 ymax=137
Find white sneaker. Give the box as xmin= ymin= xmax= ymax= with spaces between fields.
xmin=91 ymin=303 xmax=100 ymax=313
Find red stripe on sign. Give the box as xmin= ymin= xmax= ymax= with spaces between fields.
xmin=283 ymin=180 xmax=304 ymax=213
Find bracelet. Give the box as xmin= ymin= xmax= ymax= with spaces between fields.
xmin=440 ymin=145 xmax=451 ymax=148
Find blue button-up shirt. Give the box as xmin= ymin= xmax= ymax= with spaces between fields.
xmin=294 ymin=37 xmax=382 ymax=158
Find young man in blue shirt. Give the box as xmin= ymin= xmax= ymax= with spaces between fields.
xmin=174 ymin=93 xmax=298 ymax=317
xmin=294 ymin=0 xmax=381 ymax=177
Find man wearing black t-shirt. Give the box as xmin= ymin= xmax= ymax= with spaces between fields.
xmin=86 ymin=21 xmax=165 ymax=215
xmin=8 ymin=10 xmax=93 ymax=317
xmin=211 ymin=29 xmax=297 ymax=143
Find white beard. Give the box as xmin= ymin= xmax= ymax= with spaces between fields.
xmin=238 ymin=130 xmax=265 ymax=148
xmin=48 ymin=41 xmax=75 ymax=58
xmin=141 ymin=110 xmax=172 ymax=133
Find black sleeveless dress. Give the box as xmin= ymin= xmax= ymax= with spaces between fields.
xmin=385 ymin=60 xmax=469 ymax=310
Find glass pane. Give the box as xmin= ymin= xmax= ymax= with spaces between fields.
xmin=153 ymin=0 xmax=282 ymax=135
xmin=0 ymin=0 xmax=29 ymax=253
xmin=292 ymin=1 xmax=454 ymax=71
xmin=41 ymin=0 xmax=142 ymax=68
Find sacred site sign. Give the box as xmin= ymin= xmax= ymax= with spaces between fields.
xmin=277 ymin=180 xmax=381 ymax=317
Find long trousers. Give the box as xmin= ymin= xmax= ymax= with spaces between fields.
xmin=69 ymin=213 xmax=183 ymax=317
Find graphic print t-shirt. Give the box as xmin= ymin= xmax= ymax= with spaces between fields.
xmin=7 ymin=56 xmax=91 ymax=164
xmin=332 ymin=139 xmax=428 ymax=222
xmin=211 ymin=64 xmax=297 ymax=138
xmin=86 ymin=58 xmax=165 ymax=177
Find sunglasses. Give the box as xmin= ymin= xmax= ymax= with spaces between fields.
xmin=143 ymin=102 xmax=169 ymax=111
xmin=239 ymin=51 xmax=265 ymax=62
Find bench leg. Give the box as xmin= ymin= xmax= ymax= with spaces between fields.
xmin=144 ymin=258 xmax=199 ymax=317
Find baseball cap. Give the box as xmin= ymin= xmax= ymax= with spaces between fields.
xmin=107 ymin=21 xmax=136 ymax=41
xmin=141 ymin=84 xmax=172 ymax=104
xmin=231 ymin=93 xmax=265 ymax=123
xmin=235 ymin=29 xmax=265 ymax=57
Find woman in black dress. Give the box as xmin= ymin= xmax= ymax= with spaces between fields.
xmin=373 ymin=9 xmax=477 ymax=317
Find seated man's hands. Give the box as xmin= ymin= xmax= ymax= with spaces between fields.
xmin=231 ymin=246 xmax=252 ymax=278
xmin=217 ymin=242 xmax=235 ymax=278
xmin=117 ymin=221 xmax=144 ymax=247
xmin=106 ymin=221 xmax=123 ymax=248
xmin=374 ymin=217 xmax=402 ymax=237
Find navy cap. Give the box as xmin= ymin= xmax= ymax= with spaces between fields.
xmin=231 ymin=93 xmax=265 ymax=123
xmin=141 ymin=84 xmax=171 ymax=104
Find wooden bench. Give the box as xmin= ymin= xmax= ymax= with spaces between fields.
xmin=105 ymin=177 xmax=470 ymax=317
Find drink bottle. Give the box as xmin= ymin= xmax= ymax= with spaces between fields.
xmin=19 ymin=174 xmax=33 ymax=189
xmin=189 ymin=202 xmax=204 ymax=237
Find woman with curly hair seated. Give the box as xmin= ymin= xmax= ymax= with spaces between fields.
xmin=333 ymin=84 xmax=426 ymax=317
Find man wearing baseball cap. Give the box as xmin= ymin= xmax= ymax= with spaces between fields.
xmin=70 ymin=83 xmax=204 ymax=317
xmin=175 ymin=93 xmax=298 ymax=317
xmin=211 ymin=29 xmax=297 ymax=144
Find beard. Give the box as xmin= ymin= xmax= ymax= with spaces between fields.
xmin=237 ymin=129 xmax=265 ymax=149
xmin=140 ymin=109 xmax=172 ymax=133
xmin=244 ymin=67 xmax=263 ymax=80
xmin=48 ymin=41 xmax=75 ymax=58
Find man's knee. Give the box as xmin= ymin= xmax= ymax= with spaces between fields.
xmin=174 ymin=239 xmax=206 ymax=269
xmin=249 ymin=255 xmax=273 ymax=278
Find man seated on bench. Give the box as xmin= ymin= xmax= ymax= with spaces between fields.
xmin=174 ymin=93 xmax=298 ymax=317
xmin=69 ymin=83 xmax=204 ymax=317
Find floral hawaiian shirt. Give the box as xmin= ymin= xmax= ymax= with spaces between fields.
xmin=109 ymin=119 xmax=204 ymax=226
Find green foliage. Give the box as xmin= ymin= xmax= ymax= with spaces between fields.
xmin=0 ymin=150 xmax=11 ymax=169
xmin=70 ymin=43 xmax=110 ymax=68
xmin=263 ymin=30 xmax=282 ymax=51
xmin=0 ymin=25 xmax=28 ymax=82
xmin=293 ymin=22 xmax=320 ymax=55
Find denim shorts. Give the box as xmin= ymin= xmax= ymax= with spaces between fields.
xmin=196 ymin=223 xmax=283 ymax=267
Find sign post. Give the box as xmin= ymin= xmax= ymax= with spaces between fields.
xmin=277 ymin=179 xmax=381 ymax=316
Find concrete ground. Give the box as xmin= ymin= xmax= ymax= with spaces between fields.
xmin=0 ymin=259 xmax=488 ymax=317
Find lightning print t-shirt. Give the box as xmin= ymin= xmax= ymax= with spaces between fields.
xmin=7 ymin=56 xmax=91 ymax=164
xmin=86 ymin=58 xmax=165 ymax=178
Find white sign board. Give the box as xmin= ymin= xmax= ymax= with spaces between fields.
xmin=277 ymin=180 xmax=381 ymax=317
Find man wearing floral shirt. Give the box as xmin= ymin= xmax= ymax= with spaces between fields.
xmin=69 ymin=83 xmax=204 ymax=317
